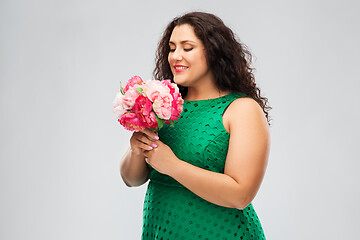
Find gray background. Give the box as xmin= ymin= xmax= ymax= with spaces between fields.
xmin=1 ymin=0 xmax=359 ymax=239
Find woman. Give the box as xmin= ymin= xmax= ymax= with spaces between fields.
xmin=121 ymin=12 xmax=270 ymax=239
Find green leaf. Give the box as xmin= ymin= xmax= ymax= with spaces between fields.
xmin=150 ymin=127 xmax=158 ymax=133
xmin=135 ymin=87 xmax=143 ymax=95
xmin=169 ymin=120 xmax=174 ymax=127
xmin=155 ymin=115 xmax=165 ymax=129
xmin=120 ymin=82 xmax=125 ymax=95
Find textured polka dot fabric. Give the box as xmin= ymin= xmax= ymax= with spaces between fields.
xmin=143 ymin=92 xmax=266 ymax=239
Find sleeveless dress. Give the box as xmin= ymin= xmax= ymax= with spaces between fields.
xmin=142 ymin=92 xmax=266 ymax=240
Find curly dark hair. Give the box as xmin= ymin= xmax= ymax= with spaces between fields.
xmin=153 ymin=12 xmax=271 ymax=124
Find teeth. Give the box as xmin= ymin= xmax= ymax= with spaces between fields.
xmin=175 ymin=66 xmax=188 ymax=69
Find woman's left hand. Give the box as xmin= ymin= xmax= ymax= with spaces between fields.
xmin=143 ymin=140 xmax=179 ymax=176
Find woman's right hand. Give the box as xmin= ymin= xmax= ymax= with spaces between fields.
xmin=129 ymin=128 xmax=159 ymax=156
xmin=121 ymin=128 xmax=159 ymax=187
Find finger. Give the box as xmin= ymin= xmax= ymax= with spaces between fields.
xmin=143 ymin=150 xmax=151 ymax=164
xmin=141 ymin=128 xmax=159 ymax=141
xmin=130 ymin=131 xmax=144 ymax=143
xmin=143 ymin=149 xmax=154 ymax=157
xmin=134 ymin=140 xmax=154 ymax=151
xmin=136 ymin=132 xmax=158 ymax=148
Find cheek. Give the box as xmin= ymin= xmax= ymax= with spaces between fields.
xmin=191 ymin=51 xmax=206 ymax=66
xmin=167 ymin=53 xmax=172 ymax=65
xmin=199 ymin=55 xmax=208 ymax=70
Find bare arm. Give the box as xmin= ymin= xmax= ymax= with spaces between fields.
xmin=120 ymin=147 xmax=149 ymax=187
xmin=144 ymin=98 xmax=270 ymax=209
xmin=120 ymin=129 xmax=159 ymax=187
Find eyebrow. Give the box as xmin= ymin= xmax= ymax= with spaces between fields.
xmin=169 ymin=40 xmax=196 ymax=45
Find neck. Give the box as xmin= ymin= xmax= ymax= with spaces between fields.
xmin=182 ymin=71 xmax=231 ymax=101
xmin=185 ymin=86 xmax=231 ymax=101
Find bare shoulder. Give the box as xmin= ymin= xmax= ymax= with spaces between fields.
xmin=222 ymin=97 xmax=270 ymax=206
xmin=223 ymin=97 xmax=269 ymax=134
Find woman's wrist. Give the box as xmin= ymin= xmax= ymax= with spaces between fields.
xmin=166 ymin=156 xmax=184 ymax=178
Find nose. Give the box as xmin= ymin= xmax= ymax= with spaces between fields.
xmin=170 ymin=49 xmax=183 ymax=62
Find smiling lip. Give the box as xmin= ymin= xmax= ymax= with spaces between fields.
xmin=174 ymin=65 xmax=188 ymax=73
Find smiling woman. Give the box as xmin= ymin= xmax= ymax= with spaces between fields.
xmin=167 ymin=24 xmax=217 ymax=95
xmin=120 ymin=11 xmax=271 ymax=240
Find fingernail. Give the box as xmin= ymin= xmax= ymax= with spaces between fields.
xmin=152 ymin=143 xmax=158 ymax=148
xmin=148 ymin=146 xmax=153 ymax=150
xmin=154 ymin=135 xmax=159 ymax=140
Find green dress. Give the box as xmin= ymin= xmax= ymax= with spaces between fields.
xmin=142 ymin=92 xmax=266 ymax=239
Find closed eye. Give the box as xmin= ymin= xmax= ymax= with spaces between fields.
xmin=169 ymin=48 xmax=193 ymax=52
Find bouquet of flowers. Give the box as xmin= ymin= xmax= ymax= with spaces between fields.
xmin=113 ymin=76 xmax=184 ymax=132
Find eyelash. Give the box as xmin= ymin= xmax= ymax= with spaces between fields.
xmin=169 ymin=48 xmax=193 ymax=52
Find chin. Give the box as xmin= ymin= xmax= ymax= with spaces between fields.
xmin=173 ymin=76 xmax=185 ymax=85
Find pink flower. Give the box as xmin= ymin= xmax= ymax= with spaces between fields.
xmin=122 ymin=88 xmax=140 ymax=109
xmin=161 ymin=79 xmax=179 ymax=95
xmin=145 ymin=111 xmax=158 ymax=128
xmin=170 ymin=92 xmax=184 ymax=121
xmin=114 ymin=76 xmax=184 ymax=132
xmin=153 ymin=94 xmax=173 ymax=120
xmin=123 ymin=76 xmax=143 ymax=92
xmin=112 ymin=92 xmax=128 ymax=119
xmin=119 ymin=112 xmax=146 ymax=132
xmin=133 ymin=95 xmax=158 ymax=128
xmin=161 ymin=80 xmax=183 ymax=121
xmin=142 ymin=80 xmax=173 ymax=120
xmin=142 ymin=80 xmax=171 ymax=102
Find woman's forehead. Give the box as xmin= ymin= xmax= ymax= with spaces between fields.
xmin=169 ymin=24 xmax=200 ymax=43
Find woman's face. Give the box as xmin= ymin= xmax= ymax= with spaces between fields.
xmin=168 ymin=24 xmax=213 ymax=88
